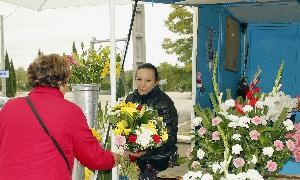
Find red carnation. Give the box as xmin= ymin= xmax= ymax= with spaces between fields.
xmin=136 ymin=104 xmax=143 ymax=111
xmin=152 ymin=134 xmax=161 ymax=143
xmin=129 ymin=155 xmax=137 ymax=162
xmin=128 ymin=134 xmax=137 ymax=143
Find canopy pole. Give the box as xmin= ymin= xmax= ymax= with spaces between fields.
xmin=191 ymin=7 xmax=198 ymax=127
xmin=109 ymin=0 xmax=118 ymax=179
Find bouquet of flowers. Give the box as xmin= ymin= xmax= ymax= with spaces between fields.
xmin=184 ymin=57 xmax=298 ymax=180
xmin=66 ymin=43 xmax=122 ymax=85
xmin=108 ymin=101 xmax=168 ymax=157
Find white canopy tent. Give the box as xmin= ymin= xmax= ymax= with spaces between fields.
xmin=0 ymin=0 xmax=139 ymax=179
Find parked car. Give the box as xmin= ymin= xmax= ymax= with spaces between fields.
xmin=0 ymin=97 xmax=9 ymax=109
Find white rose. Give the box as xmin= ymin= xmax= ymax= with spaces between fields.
xmin=262 ymin=147 xmax=274 ymax=157
xmin=232 ymin=144 xmax=243 ymax=155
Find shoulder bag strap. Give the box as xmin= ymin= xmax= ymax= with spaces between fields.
xmin=25 ymin=96 xmax=71 ymax=174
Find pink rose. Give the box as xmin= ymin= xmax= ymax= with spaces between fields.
xmin=212 ymin=117 xmax=222 ymax=126
xmin=251 ymin=116 xmax=262 ymax=125
xmin=249 ymin=130 xmax=260 ymax=140
xmin=294 ymin=147 xmax=300 ymax=162
xmin=212 ymin=131 xmax=220 ymax=140
xmin=233 ymin=157 xmax=245 ymax=168
xmin=198 ymin=127 xmax=206 ymax=136
xmin=115 ymin=135 xmax=126 ymax=146
xmin=286 ymin=139 xmax=296 ymax=151
xmin=274 ymin=140 xmax=284 ymax=151
xmin=191 ymin=161 xmax=200 ymax=170
xmin=266 ymin=160 xmax=277 ymax=172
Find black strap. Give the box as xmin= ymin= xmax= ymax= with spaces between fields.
xmin=25 ymin=96 xmax=71 ymax=174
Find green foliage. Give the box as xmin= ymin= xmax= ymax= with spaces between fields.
xmin=68 ymin=43 xmax=121 ymax=85
xmin=15 ymin=67 xmax=29 ymax=91
xmin=163 ymin=5 xmax=193 ymax=64
xmin=4 ymin=51 xmax=16 ymax=97
xmin=157 ymin=62 xmax=191 ymax=92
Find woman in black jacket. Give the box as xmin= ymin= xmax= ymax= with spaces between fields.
xmin=126 ymin=63 xmax=178 ymax=180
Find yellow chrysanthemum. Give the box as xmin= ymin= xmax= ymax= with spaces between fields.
xmin=146 ymin=122 xmax=157 ymax=134
xmin=116 ymin=121 xmax=126 ymax=130
xmin=161 ymin=131 xmax=168 ymax=141
xmin=126 ymin=102 xmax=136 ymax=108
xmin=90 ymin=128 xmax=102 ymax=142
xmin=121 ymin=106 xmax=137 ymax=116
xmin=100 ymin=61 xmax=110 ymax=79
xmin=84 ymin=167 xmax=93 ymax=180
xmin=113 ymin=128 xmax=123 ymax=136
xmin=124 ymin=128 xmax=132 ymax=135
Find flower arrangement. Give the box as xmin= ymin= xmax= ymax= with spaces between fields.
xmin=67 ymin=43 xmax=122 ymax=85
xmin=184 ymin=56 xmax=298 ymax=180
xmin=108 ymin=101 xmax=168 ymax=158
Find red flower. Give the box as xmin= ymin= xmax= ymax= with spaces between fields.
xmin=152 ymin=134 xmax=161 ymax=143
xmin=136 ymin=104 xmax=143 ymax=111
xmin=128 ymin=134 xmax=137 ymax=144
xmin=235 ymin=101 xmax=245 ymax=115
xmin=248 ymin=97 xmax=258 ymax=107
xmin=129 ymin=155 xmax=137 ymax=162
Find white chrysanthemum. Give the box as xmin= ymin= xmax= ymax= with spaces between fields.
xmin=242 ymin=105 xmax=253 ymax=112
xmin=201 ymin=173 xmax=213 ymax=180
xmin=283 ymin=119 xmax=294 ymax=131
xmin=246 ymin=169 xmax=264 ymax=180
xmin=210 ymin=162 xmax=223 ymax=173
xmin=192 ymin=117 xmax=202 ymax=127
xmin=232 ymin=144 xmax=243 ymax=155
xmin=232 ymin=133 xmax=241 ymax=141
xmin=197 ymin=149 xmax=205 ymax=160
xmin=183 ymin=171 xmax=203 ymax=180
xmin=136 ymin=127 xmax=153 ymax=148
xmin=262 ymin=147 xmax=274 ymax=157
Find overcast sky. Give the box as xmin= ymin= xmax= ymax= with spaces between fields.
xmin=0 ymin=2 xmax=179 ymax=70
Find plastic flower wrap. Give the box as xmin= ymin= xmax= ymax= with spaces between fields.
xmin=184 ymin=57 xmax=298 ymax=179
xmin=108 ymin=101 xmax=168 ymax=155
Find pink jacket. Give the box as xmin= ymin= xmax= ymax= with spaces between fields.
xmin=0 ymin=86 xmax=115 ymax=180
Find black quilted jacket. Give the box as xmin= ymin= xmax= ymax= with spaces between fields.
xmin=125 ymin=85 xmax=178 ymax=172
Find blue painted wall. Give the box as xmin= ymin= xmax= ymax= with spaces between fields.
xmin=196 ymin=5 xmax=242 ymax=107
xmin=246 ymin=24 xmax=300 ymax=122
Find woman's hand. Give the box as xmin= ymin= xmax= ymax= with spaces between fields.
xmin=127 ymin=151 xmax=146 ymax=158
xmin=112 ymin=152 xmax=120 ymax=167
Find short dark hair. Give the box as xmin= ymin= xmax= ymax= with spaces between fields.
xmin=27 ymin=54 xmax=71 ymax=88
xmin=136 ymin=63 xmax=159 ymax=81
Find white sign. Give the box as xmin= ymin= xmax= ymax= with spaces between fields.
xmin=0 ymin=70 xmax=9 ymax=78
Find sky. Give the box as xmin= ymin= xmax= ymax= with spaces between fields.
xmin=0 ymin=1 xmax=179 ymax=70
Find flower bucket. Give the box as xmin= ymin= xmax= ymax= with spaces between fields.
xmin=71 ymin=84 xmax=100 ymax=180
xmin=71 ymin=84 xmax=100 ymax=128
xmin=119 ymin=175 xmax=129 ymax=180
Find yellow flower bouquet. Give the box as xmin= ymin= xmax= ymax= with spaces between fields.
xmin=108 ymin=101 xmax=168 ymax=160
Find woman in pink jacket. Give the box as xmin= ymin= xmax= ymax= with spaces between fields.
xmin=0 ymin=54 xmax=118 ymax=180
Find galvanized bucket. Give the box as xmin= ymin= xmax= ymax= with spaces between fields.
xmin=71 ymin=84 xmax=100 ymax=180
xmin=71 ymin=84 xmax=100 ymax=128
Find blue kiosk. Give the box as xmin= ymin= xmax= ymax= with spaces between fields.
xmin=146 ymin=0 xmax=300 ymax=176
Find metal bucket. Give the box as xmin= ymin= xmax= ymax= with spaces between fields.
xmin=71 ymin=84 xmax=100 ymax=180
xmin=71 ymin=84 xmax=100 ymax=128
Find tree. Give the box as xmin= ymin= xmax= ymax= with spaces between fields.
xmin=72 ymin=41 xmax=77 ymax=54
xmin=15 ymin=67 xmax=29 ymax=91
xmin=4 ymin=51 xmax=16 ymax=97
xmin=38 ymin=49 xmax=43 ymax=56
xmin=10 ymin=60 xmax=17 ymax=96
xmin=162 ymin=5 xmax=193 ymax=65
xmin=158 ymin=62 xmax=191 ymax=92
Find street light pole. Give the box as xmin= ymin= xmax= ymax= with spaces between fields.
xmin=0 ymin=15 xmax=6 ymax=97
